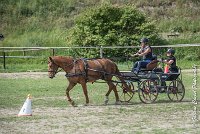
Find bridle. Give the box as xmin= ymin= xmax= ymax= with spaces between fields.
xmin=48 ymin=59 xmax=78 ymax=74
xmin=48 ymin=68 xmax=62 ymax=74
xmin=48 ymin=60 xmax=62 ymax=74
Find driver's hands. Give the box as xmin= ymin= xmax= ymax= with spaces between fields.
xmin=131 ymin=53 xmax=139 ymax=57
xmin=157 ymin=58 xmax=163 ymax=62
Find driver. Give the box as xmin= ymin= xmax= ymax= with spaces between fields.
xmin=132 ymin=37 xmax=153 ymax=74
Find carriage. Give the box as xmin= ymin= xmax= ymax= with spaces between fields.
xmin=48 ymin=56 xmax=185 ymax=106
xmin=117 ymin=67 xmax=185 ymax=104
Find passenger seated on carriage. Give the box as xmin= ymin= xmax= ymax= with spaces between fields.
xmin=131 ymin=37 xmax=154 ymax=74
xmin=160 ymin=48 xmax=178 ymax=73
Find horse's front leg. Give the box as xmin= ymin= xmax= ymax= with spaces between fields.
xmin=66 ymin=82 xmax=77 ymax=106
xmin=81 ymin=82 xmax=89 ymax=106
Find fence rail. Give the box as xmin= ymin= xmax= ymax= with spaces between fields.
xmin=0 ymin=56 xmax=39 ymax=58
xmin=1 ymin=44 xmax=200 ymax=69
xmin=1 ymin=43 xmax=200 ymax=51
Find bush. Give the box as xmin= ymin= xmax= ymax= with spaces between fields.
xmin=67 ymin=5 xmax=166 ymax=58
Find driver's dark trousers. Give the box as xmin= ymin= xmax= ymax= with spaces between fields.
xmin=132 ymin=60 xmax=151 ymax=74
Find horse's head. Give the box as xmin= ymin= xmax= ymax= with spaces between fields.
xmin=48 ymin=57 xmax=59 ymax=79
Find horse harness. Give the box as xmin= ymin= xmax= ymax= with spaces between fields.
xmin=65 ymin=58 xmax=109 ymax=81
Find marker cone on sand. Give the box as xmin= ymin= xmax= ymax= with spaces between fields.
xmin=18 ymin=94 xmax=32 ymax=116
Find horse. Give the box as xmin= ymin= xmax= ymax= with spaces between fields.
xmin=48 ymin=56 xmax=129 ymax=106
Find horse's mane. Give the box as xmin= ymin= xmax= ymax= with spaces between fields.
xmin=50 ymin=56 xmax=74 ymax=66
xmin=51 ymin=56 xmax=73 ymax=61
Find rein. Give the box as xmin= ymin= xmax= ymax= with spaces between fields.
xmin=48 ymin=57 xmax=132 ymax=84
xmin=48 ymin=68 xmax=63 ymax=74
xmin=49 ymin=57 xmax=117 ymax=80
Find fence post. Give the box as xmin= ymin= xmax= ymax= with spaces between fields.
xmin=100 ymin=46 xmax=103 ymax=58
xmin=52 ymin=49 xmax=55 ymax=56
xmin=23 ymin=49 xmax=26 ymax=56
xmin=3 ymin=51 xmax=6 ymax=69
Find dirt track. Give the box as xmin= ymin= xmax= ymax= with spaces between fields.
xmin=0 ymin=69 xmax=197 ymax=79
xmin=0 ymin=104 xmax=197 ymax=134
xmin=0 ymin=72 xmax=51 ymax=79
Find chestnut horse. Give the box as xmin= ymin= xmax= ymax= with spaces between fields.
xmin=48 ymin=56 xmax=129 ymax=106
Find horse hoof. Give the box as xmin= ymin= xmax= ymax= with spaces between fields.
xmin=84 ymin=103 xmax=89 ymax=106
xmin=70 ymin=101 xmax=77 ymax=107
xmin=115 ymin=101 xmax=121 ymax=105
xmin=104 ymin=96 xmax=109 ymax=105
xmin=104 ymin=99 xmax=109 ymax=105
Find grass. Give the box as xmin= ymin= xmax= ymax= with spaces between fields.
xmin=0 ymin=71 xmax=199 ymax=108
xmin=0 ymin=76 xmax=114 ymax=108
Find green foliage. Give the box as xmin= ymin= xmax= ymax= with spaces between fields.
xmin=67 ymin=5 xmax=165 ymax=58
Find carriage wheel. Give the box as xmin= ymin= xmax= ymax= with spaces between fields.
xmin=138 ymin=80 xmax=158 ymax=104
xmin=167 ymin=79 xmax=185 ymax=102
xmin=116 ymin=80 xmax=134 ymax=103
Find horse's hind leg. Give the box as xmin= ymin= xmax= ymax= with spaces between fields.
xmin=106 ymin=81 xmax=120 ymax=105
xmin=66 ymin=82 xmax=77 ymax=106
xmin=81 ymin=82 xmax=89 ymax=106
xmin=105 ymin=88 xmax=112 ymax=105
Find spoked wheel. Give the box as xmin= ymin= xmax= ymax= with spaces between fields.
xmin=138 ymin=80 xmax=158 ymax=104
xmin=116 ymin=80 xmax=135 ymax=103
xmin=167 ymin=79 xmax=185 ymax=102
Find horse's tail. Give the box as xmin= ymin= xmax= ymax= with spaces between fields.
xmin=114 ymin=65 xmax=133 ymax=92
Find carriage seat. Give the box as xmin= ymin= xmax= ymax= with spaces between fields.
xmin=140 ymin=60 xmax=158 ymax=71
xmin=140 ymin=54 xmax=158 ymax=71
xmin=146 ymin=60 xmax=159 ymax=70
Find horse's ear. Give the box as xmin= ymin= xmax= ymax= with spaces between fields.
xmin=48 ymin=57 xmax=53 ymax=62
